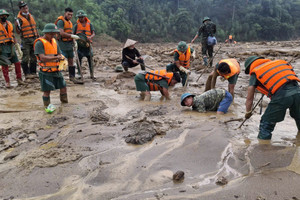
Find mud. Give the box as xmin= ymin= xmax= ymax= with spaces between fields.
xmin=0 ymin=40 xmax=300 ymax=199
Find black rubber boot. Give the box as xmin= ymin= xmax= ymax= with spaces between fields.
xmin=69 ymin=66 xmax=83 ymax=84
xmin=60 ymin=93 xmax=68 ymax=103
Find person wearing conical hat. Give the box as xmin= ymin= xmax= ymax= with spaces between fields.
xmin=0 ymin=9 xmax=25 ymax=88
xmin=15 ymin=1 xmax=39 ymax=80
xmin=122 ymin=39 xmax=145 ymax=72
xmin=73 ymin=10 xmax=96 ymax=80
xmin=191 ymin=16 xmax=216 ymax=67
xmin=34 ymin=23 xmax=68 ymax=108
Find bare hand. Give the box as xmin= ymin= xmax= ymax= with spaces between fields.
xmin=133 ymin=60 xmax=139 ymax=64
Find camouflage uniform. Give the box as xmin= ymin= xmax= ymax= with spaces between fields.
xmin=192 ymin=88 xmax=225 ymax=112
xmin=197 ymin=19 xmax=216 ymax=67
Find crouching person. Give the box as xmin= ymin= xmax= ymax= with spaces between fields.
xmin=34 ymin=23 xmax=68 ymax=107
xmin=181 ymin=88 xmax=233 ymax=114
xmin=134 ymin=69 xmax=181 ymax=101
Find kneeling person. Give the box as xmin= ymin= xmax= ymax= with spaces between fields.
xmin=34 ymin=23 xmax=68 ymax=107
xmin=134 ymin=69 xmax=181 ymax=101
xmin=181 ymin=88 xmax=233 ymax=114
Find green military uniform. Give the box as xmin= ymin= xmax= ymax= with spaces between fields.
xmin=134 ymin=73 xmax=169 ymax=91
xmin=192 ymin=88 xmax=225 ymax=112
xmin=196 ymin=17 xmax=216 ymax=67
xmin=34 ymin=40 xmax=66 ymax=91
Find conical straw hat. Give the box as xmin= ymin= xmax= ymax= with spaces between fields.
xmin=123 ymin=39 xmax=137 ymax=49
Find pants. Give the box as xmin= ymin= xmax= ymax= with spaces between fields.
xmin=166 ymin=63 xmax=187 ymax=86
xmin=21 ymin=38 xmax=37 ymax=75
xmin=77 ymin=47 xmax=94 ymax=76
xmin=122 ymin=58 xmax=145 ymax=71
xmin=201 ymin=42 xmax=214 ymax=67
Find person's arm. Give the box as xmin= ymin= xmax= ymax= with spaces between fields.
xmin=57 ymin=20 xmax=78 ymax=39
xmin=88 ymin=24 xmax=95 ymax=41
xmin=39 ymin=53 xmax=63 ymax=62
xmin=245 ymin=86 xmax=255 ymax=113
xmin=14 ymin=19 xmax=21 ymax=34
xmin=191 ymin=33 xmax=198 ymax=43
xmin=228 ymin=84 xmax=235 ymax=99
xmin=210 ymin=70 xmax=219 ymax=89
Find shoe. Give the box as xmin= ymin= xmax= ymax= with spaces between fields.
xmin=70 ymin=77 xmax=84 ymax=84
xmin=5 ymin=82 xmax=11 ymax=88
xmin=17 ymin=79 xmax=26 ymax=86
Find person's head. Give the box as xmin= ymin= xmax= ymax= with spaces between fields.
xmin=244 ymin=56 xmax=264 ymax=74
xmin=64 ymin=7 xmax=73 ymax=20
xmin=181 ymin=93 xmax=195 ymax=107
xmin=18 ymin=1 xmax=29 ymax=14
xmin=203 ymin=16 xmax=210 ymax=23
xmin=0 ymin=9 xmax=9 ymax=23
xmin=76 ymin=10 xmax=87 ymax=23
xmin=217 ymin=62 xmax=231 ymax=75
xmin=177 ymin=41 xmax=188 ymax=53
xmin=170 ymin=72 xmax=181 ymax=86
xmin=42 ymin=23 xmax=60 ymax=39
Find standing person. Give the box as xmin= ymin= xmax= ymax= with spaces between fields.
xmin=205 ymin=58 xmax=240 ymax=98
xmin=55 ymin=7 xmax=82 ymax=84
xmin=166 ymin=41 xmax=194 ymax=86
xmin=34 ymin=23 xmax=68 ymax=107
xmin=0 ymin=9 xmax=25 ymax=88
xmin=73 ymin=10 xmax=95 ymax=80
xmin=122 ymin=39 xmax=145 ymax=72
xmin=191 ymin=16 xmax=216 ymax=67
xmin=244 ymin=56 xmax=300 ymax=140
xmin=134 ymin=69 xmax=181 ymax=101
xmin=15 ymin=1 xmax=39 ymax=79
xmin=180 ymin=89 xmax=233 ymax=114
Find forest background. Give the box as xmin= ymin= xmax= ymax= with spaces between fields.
xmin=1 ymin=0 xmax=300 ymax=43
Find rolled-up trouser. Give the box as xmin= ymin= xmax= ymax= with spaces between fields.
xmin=166 ymin=63 xmax=187 ymax=86
xmin=258 ymin=92 xmax=300 ymax=140
xmin=217 ymin=90 xmax=233 ymax=113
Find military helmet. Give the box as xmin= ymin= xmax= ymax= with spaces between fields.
xmin=115 ymin=65 xmax=124 ymax=72
xmin=203 ymin=16 xmax=210 ymax=23
xmin=181 ymin=93 xmax=195 ymax=106
xmin=18 ymin=1 xmax=27 ymax=8
xmin=0 ymin=9 xmax=10 ymax=16
xmin=42 ymin=23 xmax=60 ymax=33
xmin=177 ymin=41 xmax=188 ymax=52
xmin=244 ymin=56 xmax=264 ymax=74
xmin=76 ymin=10 xmax=87 ymax=17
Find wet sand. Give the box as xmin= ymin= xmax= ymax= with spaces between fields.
xmin=0 ymin=41 xmax=300 ymax=200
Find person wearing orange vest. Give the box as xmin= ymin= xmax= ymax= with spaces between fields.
xmin=166 ymin=41 xmax=195 ymax=86
xmin=55 ymin=8 xmax=82 ymax=84
xmin=0 ymin=9 xmax=25 ymax=88
xmin=244 ymin=56 xmax=300 ymax=140
xmin=34 ymin=23 xmax=68 ymax=107
xmin=15 ymin=1 xmax=39 ymax=79
xmin=134 ymin=70 xmax=181 ymax=101
xmin=205 ymin=58 xmax=240 ymax=98
xmin=225 ymin=35 xmax=237 ymax=44
xmin=73 ymin=10 xmax=95 ymax=80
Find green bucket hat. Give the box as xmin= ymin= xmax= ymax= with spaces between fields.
xmin=115 ymin=65 xmax=124 ymax=72
xmin=0 ymin=9 xmax=10 ymax=16
xmin=18 ymin=1 xmax=27 ymax=9
xmin=177 ymin=41 xmax=188 ymax=52
xmin=181 ymin=93 xmax=195 ymax=106
xmin=76 ymin=10 xmax=87 ymax=17
xmin=244 ymin=56 xmax=264 ymax=74
xmin=203 ymin=16 xmax=210 ymax=23
xmin=42 ymin=23 xmax=60 ymax=33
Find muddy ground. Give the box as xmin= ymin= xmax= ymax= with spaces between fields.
xmin=1 ymin=39 xmax=300 ymax=200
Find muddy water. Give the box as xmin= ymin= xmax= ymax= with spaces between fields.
xmin=1 ymin=41 xmax=300 ymax=200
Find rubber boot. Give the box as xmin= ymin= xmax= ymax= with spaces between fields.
xmin=144 ymin=93 xmax=151 ymax=101
xmin=88 ymin=56 xmax=96 ymax=80
xmin=140 ymin=92 xmax=146 ymax=100
xmin=69 ymin=66 xmax=83 ymax=84
xmin=203 ymin=56 xmax=208 ymax=66
xmin=29 ymin=62 xmax=37 ymax=77
xmin=60 ymin=93 xmax=68 ymax=103
xmin=43 ymin=96 xmax=50 ymax=108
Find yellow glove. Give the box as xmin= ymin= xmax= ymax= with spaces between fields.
xmin=245 ymin=111 xmax=252 ymax=119
xmin=179 ymin=66 xmax=191 ymax=75
xmin=58 ymin=55 xmax=68 ymax=71
xmin=15 ymin=43 xmax=23 ymax=59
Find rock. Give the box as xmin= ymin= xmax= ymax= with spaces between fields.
xmin=4 ymin=150 xmax=19 ymax=161
xmin=215 ymin=176 xmax=228 ymax=185
xmin=173 ymin=170 xmax=184 ymax=181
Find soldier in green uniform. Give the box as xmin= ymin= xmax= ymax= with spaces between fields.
xmin=73 ymin=10 xmax=96 ymax=80
xmin=55 ymin=7 xmax=82 ymax=84
xmin=15 ymin=1 xmax=39 ymax=79
xmin=181 ymin=88 xmax=233 ymax=114
xmin=191 ymin=16 xmax=216 ymax=67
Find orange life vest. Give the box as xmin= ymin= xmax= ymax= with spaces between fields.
xmin=217 ymin=59 xmax=240 ymax=79
xmin=76 ymin=17 xmax=92 ymax=38
xmin=174 ymin=46 xmax=191 ymax=68
xmin=55 ymin=16 xmax=73 ymax=42
xmin=17 ymin=12 xmax=38 ymax=38
xmin=34 ymin=37 xmax=60 ymax=72
xmin=145 ymin=69 xmax=174 ymax=91
xmin=0 ymin=21 xmax=14 ymax=44
xmin=250 ymin=59 xmax=300 ymax=97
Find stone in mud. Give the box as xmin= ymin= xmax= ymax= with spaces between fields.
xmin=173 ymin=170 xmax=184 ymax=181
xmin=256 ymin=196 xmax=266 ymax=200
xmin=116 ymin=71 xmax=136 ymax=79
xmin=215 ymin=176 xmax=228 ymax=185
xmin=90 ymin=107 xmax=110 ymax=123
xmin=46 ymin=116 xmax=68 ymax=126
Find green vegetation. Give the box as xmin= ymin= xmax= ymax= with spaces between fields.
xmin=1 ymin=0 xmax=300 ymax=42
